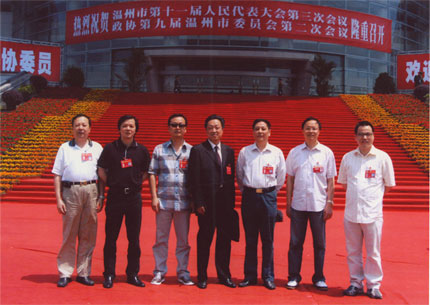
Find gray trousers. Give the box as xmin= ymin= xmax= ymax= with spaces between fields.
xmin=152 ymin=209 xmax=191 ymax=278
xmin=57 ymin=184 xmax=98 ymax=277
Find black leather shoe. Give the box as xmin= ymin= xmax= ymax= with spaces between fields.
xmin=76 ymin=276 xmax=94 ymax=286
xmin=238 ymin=279 xmax=257 ymax=287
xmin=127 ymin=275 xmax=145 ymax=287
xmin=196 ymin=280 xmax=207 ymax=289
xmin=103 ymin=275 xmax=114 ymax=289
xmin=263 ymin=280 xmax=276 ymax=290
xmin=57 ymin=277 xmax=71 ymax=287
xmin=219 ymin=278 xmax=236 ymax=288
xmin=343 ymin=285 xmax=364 ymax=296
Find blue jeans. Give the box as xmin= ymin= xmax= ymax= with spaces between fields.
xmin=288 ymin=208 xmax=326 ymax=283
xmin=241 ymin=188 xmax=277 ymax=281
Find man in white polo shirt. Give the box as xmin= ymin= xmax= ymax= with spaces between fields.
xmin=285 ymin=117 xmax=336 ymax=291
xmin=338 ymin=121 xmax=395 ymax=300
xmin=52 ymin=114 xmax=103 ymax=288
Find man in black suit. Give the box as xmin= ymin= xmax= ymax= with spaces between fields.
xmin=188 ymin=114 xmax=237 ymax=289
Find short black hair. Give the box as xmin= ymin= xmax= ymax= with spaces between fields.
xmin=72 ymin=114 xmax=91 ymax=127
xmin=205 ymin=114 xmax=225 ymax=129
xmin=354 ymin=121 xmax=374 ymax=134
xmin=301 ymin=117 xmax=321 ymax=130
xmin=118 ymin=114 xmax=139 ymax=132
xmin=168 ymin=113 xmax=188 ymax=126
xmin=252 ymin=119 xmax=271 ymax=129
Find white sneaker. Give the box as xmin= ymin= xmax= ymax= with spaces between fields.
xmin=151 ymin=273 xmax=165 ymax=285
xmin=178 ymin=277 xmax=194 ymax=286
xmin=314 ymin=280 xmax=328 ymax=291
xmin=286 ymin=280 xmax=298 ymax=289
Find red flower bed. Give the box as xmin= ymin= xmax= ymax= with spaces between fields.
xmin=1 ymin=98 xmax=75 ymax=152
xmin=370 ymin=94 xmax=429 ymax=130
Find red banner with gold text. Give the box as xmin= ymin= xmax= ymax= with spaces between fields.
xmin=66 ymin=1 xmax=391 ymax=53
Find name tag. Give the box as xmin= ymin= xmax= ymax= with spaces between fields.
xmin=226 ymin=165 xmax=232 ymax=175
xmin=179 ymin=159 xmax=188 ymax=169
xmin=365 ymin=169 xmax=376 ymax=178
xmin=263 ymin=166 xmax=274 ymax=175
xmin=121 ymin=159 xmax=133 ymax=168
xmin=81 ymin=153 xmax=92 ymax=162
xmin=313 ymin=163 xmax=324 ymax=173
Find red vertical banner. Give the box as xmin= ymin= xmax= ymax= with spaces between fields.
xmin=397 ymin=54 xmax=430 ymax=90
xmin=1 ymin=41 xmax=61 ymax=82
xmin=66 ymin=1 xmax=391 ymax=53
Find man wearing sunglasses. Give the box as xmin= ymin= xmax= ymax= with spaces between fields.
xmin=148 ymin=114 xmax=194 ymax=286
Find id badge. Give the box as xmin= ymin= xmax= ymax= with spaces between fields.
xmin=313 ymin=162 xmax=324 ymax=173
xmin=365 ymin=168 xmax=376 ymax=178
xmin=226 ymin=165 xmax=232 ymax=175
xmin=121 ymin=158 xmax=133 ymax=168
xmin=179 ymin=159 xmax=188 ymax=169
xmin=263 ymin=165 xmax=274 ymax=175
xmin=81 ymin=153 xmax=93 ymax=162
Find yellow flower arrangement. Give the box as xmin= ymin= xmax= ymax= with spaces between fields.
xmin=340 ymin=94 xmax=429 ymax=172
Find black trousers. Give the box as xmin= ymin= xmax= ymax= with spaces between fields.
xmin=196 ymin=191 xmax=232 ymax=282
xmin=103 ymin=191 xmax=142 ymax=277
xmin=241 ymin=188 xmax=277 ymax=281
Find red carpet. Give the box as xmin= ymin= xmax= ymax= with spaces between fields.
xmin=1 ymin=93 xmax=428 ymax=209
xmin=1 ymin=93 xmax=429 ymax=304
xmin=1 ymin=204 xmax=428 ymax=304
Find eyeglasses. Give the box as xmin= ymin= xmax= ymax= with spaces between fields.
xmin=357 ymin=133 xmax=373 ymax=137
xmin=170 ymin=123 xmax=186 ymax=128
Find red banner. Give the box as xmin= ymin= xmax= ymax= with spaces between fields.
xmin=1 ymin=41 xmax=61 ymax=82
xmin=397 ymin=54 xmax=430 ymax=90
xmin=66 ymin=1 xmax=391 ymax=53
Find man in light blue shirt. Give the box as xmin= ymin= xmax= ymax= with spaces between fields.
xmin=148 ymin=114 xmax=194 ymax=286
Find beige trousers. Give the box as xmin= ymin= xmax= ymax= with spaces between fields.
xmin=57 ymin=183 xmax=98 ymax=277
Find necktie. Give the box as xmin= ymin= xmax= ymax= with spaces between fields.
xmin=214 ymin=146 xmax=224 ymax=185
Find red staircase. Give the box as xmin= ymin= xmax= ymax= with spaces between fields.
xmin=2 ymin=93 xmax=428 ymax=209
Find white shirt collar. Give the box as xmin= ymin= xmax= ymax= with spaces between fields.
xmin=208 ymin=139 xmax=221 ymax=150
xmin=251 ymin=142 xmax=271 ymax=152
xmin=354 ymin=145 xmax=376 ymax=157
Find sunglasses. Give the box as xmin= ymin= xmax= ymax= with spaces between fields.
xmin=170 ymin=123 xmax=186 ymax=128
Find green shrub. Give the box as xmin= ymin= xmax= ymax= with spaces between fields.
xmin=29 ymin=75 xmax=48 ymax=93
xmin=373 ymin=72 xmax=396 ymax=94
xmin=18 ymin=85 xmax=34 ymax=101
xmin=62 ymin=66 xmax=85 ymax=87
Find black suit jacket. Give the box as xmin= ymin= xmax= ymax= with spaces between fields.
xmin=188 ymin=140 xmax=238 ymax=239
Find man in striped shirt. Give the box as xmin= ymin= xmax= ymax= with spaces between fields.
xmin=148 ymin=114 xmax=194 ymax=286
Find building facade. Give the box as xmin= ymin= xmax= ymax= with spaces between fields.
xmin=1 ymin=0 xmax=429 ymax=95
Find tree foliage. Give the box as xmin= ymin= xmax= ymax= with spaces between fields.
xmin=373 ymin=72 xmax=396 ymax=94
xmin=115 ymin=48 xmax=152 ymax=92
xmin=310 ymin=54 xmax=336 ymax=97
xmin=62 ymin=66 xmax=85 ymax=87
xmin=29 ymin=75 xmax=47 ymax=93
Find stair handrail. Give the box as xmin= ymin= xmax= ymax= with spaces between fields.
xmin=0 ymin=71 xmax=31 ymax=97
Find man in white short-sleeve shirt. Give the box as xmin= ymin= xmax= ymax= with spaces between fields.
xmin=338 ymin=121 xmax=395 ymax=300
xmin=285 ymin=117 xmax=336 ymax=291
xmin=52 ymin=114 xmax=103 ymax=288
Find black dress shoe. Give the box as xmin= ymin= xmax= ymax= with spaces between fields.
xmin=57 ymin=277 xmax=71 ymax=287
xmin=76 ymin=276 xmax=94 ymax=286
xmin=263 ymin=280 xmax=276 ymax=290
xmin=103 ymin=275 xmax=114 ymax=289
xmin=196 ymin=280 xmax=207 ymax=289
xmin=219 ymin=278 xmax=236 ymax=288
xmin=127 ymin=275 xmax=145 ymax=287
xmin=238 ymin=279 xmax=257 ymax=287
